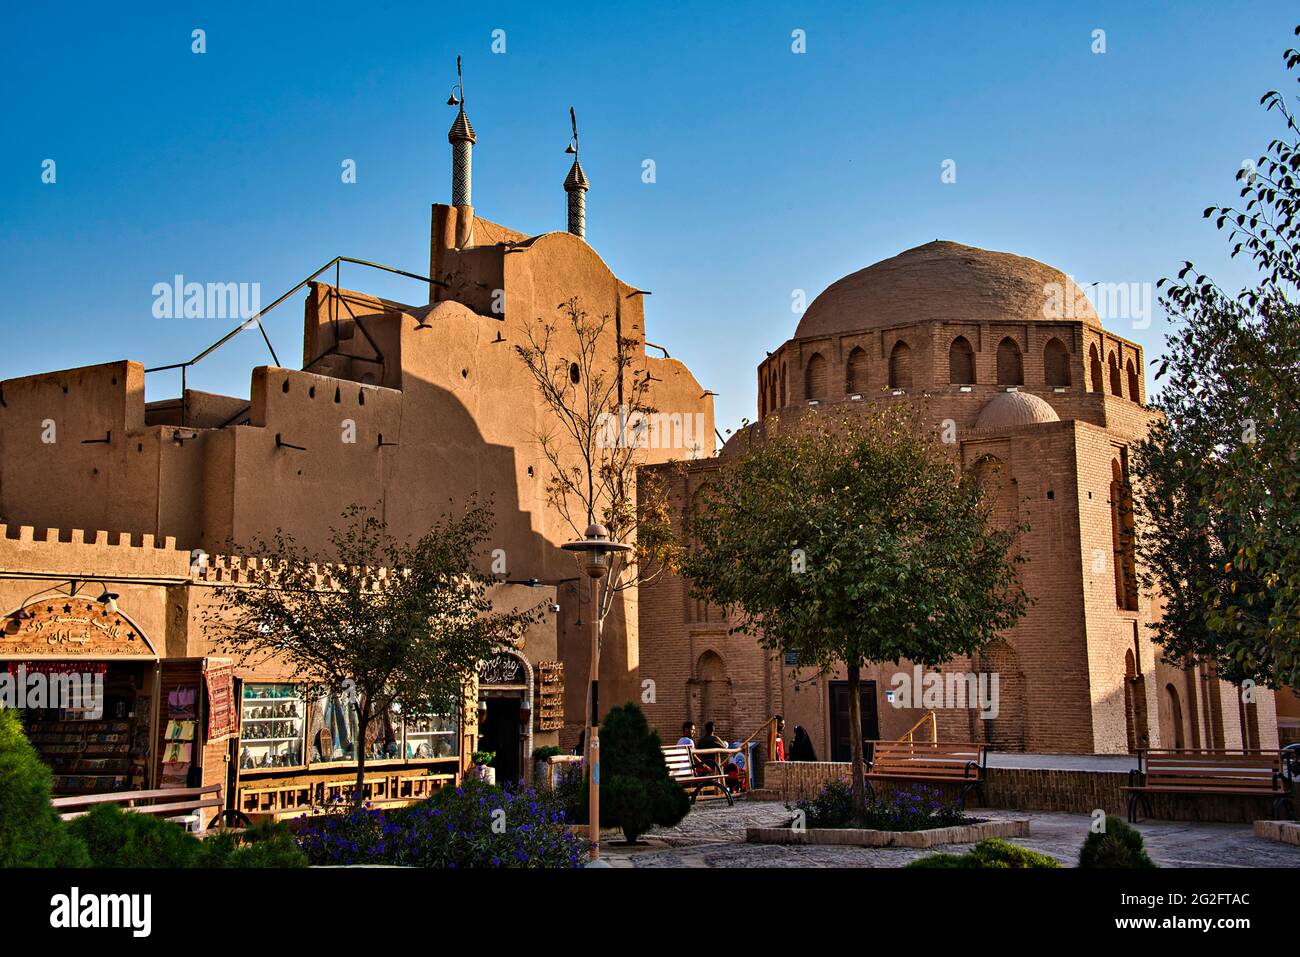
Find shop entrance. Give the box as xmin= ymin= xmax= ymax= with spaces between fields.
xmin=481 ymin=696 xmax=522 ymax=784
xmin=476 ymin=651 xmax=532 ymax=787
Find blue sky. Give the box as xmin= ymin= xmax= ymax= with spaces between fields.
xmin=2 ymin=2 xmax=1294 ymax=435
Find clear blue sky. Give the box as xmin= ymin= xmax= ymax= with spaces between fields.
xmin=2 ymin=2 xmax=1294 ymax=435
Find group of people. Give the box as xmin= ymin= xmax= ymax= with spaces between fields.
xmin=675 ymin=715 xmax=820 ymax=793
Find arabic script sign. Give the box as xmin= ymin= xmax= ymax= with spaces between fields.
xmin=0 ymin=600 xmax=154 ymax=657
xmin=477 ymin=652 xmax=526 ymax=686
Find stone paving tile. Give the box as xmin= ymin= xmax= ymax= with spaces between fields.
xmin=598 ymin=800 xmax=1300 ymax=869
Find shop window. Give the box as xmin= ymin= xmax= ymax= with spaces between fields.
xmin=239 ymin=683 xmax=305 ymax=770
xmin=949 ymin=336 xmax=975 ymax=385
xmin=404 ymin=713 xmax=459 ymax=760
xmin=996 ymin=337 xmax=1023 ymax=386
xmin=1044 ymin=338 xmax=1071 ymax=387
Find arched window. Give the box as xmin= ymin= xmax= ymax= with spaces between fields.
xmin=779 ymin=363 xmax=787 ymax=405
xmin=1043 ymin=338 xmax=1071 ymax=387
xmin=768 ymin=370 xmax=777 ymax=412
xmin=692 ymin=650 xmax=732 ymax=736
xmin=1089 ymin=344 xmax=1104 ymax=393
xmin=1126 ymin=358 xmax=1139 ymax=402
xmin=1110 ymin=458 xmax=1138 ymax=610
xmin=804 ymin=352 xmax=827 ymax=401
xmin=888 ymin=340 xmax=912 ymax=391
xmin=1108 ymin=351 xmax=1122 ymax=397
xmin=1166 ymin=684 xmax=1185 ymax=749
xmin=996 ymin=337 xmax=1023 ymax=386
xmin=845 ymin=346 xmax=868 ymax=395
xmin=948 ymin=336 xmax=975 ymax=385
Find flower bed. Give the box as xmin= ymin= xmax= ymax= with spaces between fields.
xmin=294 ymin=777 xmax=587 ymax=868
xmin=745 ymin=781 xmax=1030 ymax=848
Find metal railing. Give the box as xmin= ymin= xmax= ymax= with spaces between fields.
xmin=144 ymin=256 xmax=443 ymax=427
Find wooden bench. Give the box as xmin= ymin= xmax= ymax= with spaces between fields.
xmin=1121 ymin=749 xmax=1296 ymax=823
xmin=661 ymin=745 xmax=734 ymax=806
xmin=863 ymin=740 xmax=988 ymax=808
xmin=53 ymin=783 xmax=225 ymax=832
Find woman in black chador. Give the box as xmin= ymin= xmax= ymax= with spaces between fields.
xmin=789 ymin=725 xmax=818 ymax=762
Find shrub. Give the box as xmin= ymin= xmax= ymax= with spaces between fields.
xmin=69 ymin=804 xmax=200 ymax=868
xmin=532 ymin=746 xmax=564 ymax=762
xmin=596 ymin=704 xmax=689 ymax=842
xmin=0 ymin=709 xmax=89 ymax=867
xmin=907 ymin=838 xmax=1060 ymax=869
xmin=196 ymin=820 xmax=308 ymax=868
xmin=790 ymin=782 xmax=968 ymax=831
xmin=295 ymin=777 xmax=586 ymax=868
xmin=791 ymin=779 xmax=856 ymax=828
xmin=1079 ymin=816 xmax=1156 ymax=868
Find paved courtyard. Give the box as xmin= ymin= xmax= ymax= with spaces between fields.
xmin=599 ymin=799 xmax=1300 ymax=868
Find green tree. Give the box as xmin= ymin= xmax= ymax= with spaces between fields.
xmin=592 ymin=703 xmax=689 ymax=843
xmin=680 ymin=406 xmax=1027 ymax=818
xmin=205 ymin=501 xmax=543 ymax=807
xmin=0 ymin=709 xmax=89 ymax=867
xmin=1133 ymin=26 xmax=1300 ymax=688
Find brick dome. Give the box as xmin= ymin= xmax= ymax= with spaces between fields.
xmin=974 ymin=390 xmax=1061 ymax=431
xmin=794 ymin=240 xmax=1100 ymax=340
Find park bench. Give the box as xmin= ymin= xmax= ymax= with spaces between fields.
xmin=863 ymin=740 xmax=988 ymax=808
xmin=52 ymin=783 xmax=225 ymax=832
xmin=1121 ymin=749 xmax=1295 ymax=823
xmin=661 ymin=744 xmax=734 ymax=806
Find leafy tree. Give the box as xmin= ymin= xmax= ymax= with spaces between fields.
xmin=1133 ymin=26 xmax=1300 ymax=688
xmin=592 ymin=703 xmax=689 ymax=842
xmin=0 ymin=709 xmax=89 ymax=867
xmin=680 ymin=406 xmax=1027 ymax=818
xmin=515 ymin=296 xmax=684 ymax=634
xmin=205 ymin=501 xmax=543 ymax=806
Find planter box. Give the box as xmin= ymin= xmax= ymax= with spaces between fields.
xmin=746 ymin=818 xmax=1029 ymax=848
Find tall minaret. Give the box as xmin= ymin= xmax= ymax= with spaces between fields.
xmin=447 ymin=56 xmax=476 ymax=207
xmin=563 ymin=107 xmax=589 ymax=239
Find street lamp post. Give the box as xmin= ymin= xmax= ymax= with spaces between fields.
xmin=561 ymin=522 xmax=630 ymax=866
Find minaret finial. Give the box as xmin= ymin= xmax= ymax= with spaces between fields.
xmin=563 ymin=107 xmax=589 ymax=239
xmin=447 ymin=55 xmax=476 ymax=207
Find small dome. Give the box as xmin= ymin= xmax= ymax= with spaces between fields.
xmin=794 ymin=241 xmax=1100 ymax=340
xmin=974 ymin=391 xmax=1060 ymax=431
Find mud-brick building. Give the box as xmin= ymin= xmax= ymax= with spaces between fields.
xmin=639 ymin=241 xmax=1280 ymax=760
xmin=0 ymin=96 xmax=713 ymax=817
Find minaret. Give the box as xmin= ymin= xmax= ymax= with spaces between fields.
xmin=563 ymin=107 xmax=589 ymax=239
xmin=447 ymin=56 xmax=476 ymax=207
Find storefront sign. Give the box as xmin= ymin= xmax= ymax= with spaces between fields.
xmin=0 ymin=601 xmax=155 ymax=657
xmin=478 ymin=652 xmax=525 ymax=686
xmin=205 ymin=659 xmax=235 ymax=742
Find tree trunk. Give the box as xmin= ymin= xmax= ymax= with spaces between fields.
xmin=353 ymin=695 xmax=368 ymax=810
xmin=846 ymin=662 xmax=867 ymax=822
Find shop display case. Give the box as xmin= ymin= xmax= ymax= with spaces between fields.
xmin=404 ymin=714 xmax=458 ymax=760
xmin=239 ymin=683 xmax=304 ymax=770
